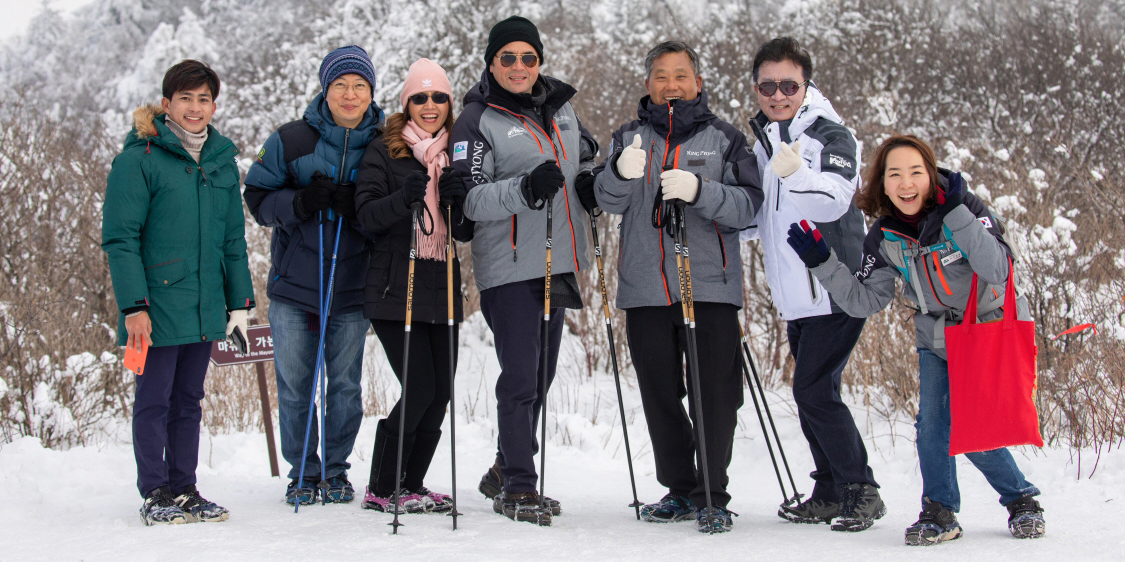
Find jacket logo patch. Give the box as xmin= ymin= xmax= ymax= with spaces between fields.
xmin=979 ymin=216 xmax=993 ymax=229
xmin=555 ymin=115 xmax=572 ymax=123
xmin=453 ymin=141 xmax=468 ymax=161
xmin=470 ymin=141 xmax=485 ymax=184
xmin=828 ymin=154 xmax=853 ymax=169
xmin=422 ymin=79 xmax=433 ymax=88
xmin=256 ymin=147 xmax=265 ymax=163
xmin=941 ymin=250 xmax=963 ymax=266
xmin=686 ymin=150 xmax=717 ymax=156
xmin=507 ymin=126 xmax=526 ymax=138
xmin=687 ymin=159 xmax=706 ymax=167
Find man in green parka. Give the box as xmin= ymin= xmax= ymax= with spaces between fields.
xmin=102 ymin=60 xmax=255 ymax=526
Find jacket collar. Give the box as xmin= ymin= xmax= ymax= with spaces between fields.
xmin=302 ymin=92 xmax=383 ymax=152
xmin=465 ymin=69 xmax=577 ymax=125
xmin=123 ymin=104 xmax=235 ymax=163
xmin=636 ymin=90 xmax=716 ymax=145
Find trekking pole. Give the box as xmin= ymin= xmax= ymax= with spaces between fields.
xmin=445 ymin=203 xmax=462 ymax=530
xmin=538 ymin=192 xmax=553 ymax=510
xmin=294 ymin=216 xmax=325 ymax=514
xmin=390 ymin=202 xmax=424 ymax=535
xmin=737 ymin=324 xmax=790 ymax=504
xmin=740 ymin=325 xmax=801 ymax=505
xmin=671 ymin=201 xmax=715 ymax=531
xmin=588 ymin=211 xmax=642 ymax=519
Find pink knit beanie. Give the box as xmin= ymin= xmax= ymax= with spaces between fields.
xmin=399 ymin=58 xmax=453 ymax=110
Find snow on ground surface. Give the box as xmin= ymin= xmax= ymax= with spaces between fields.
xmin=3 ymin=312 xmax=1122 ymax=561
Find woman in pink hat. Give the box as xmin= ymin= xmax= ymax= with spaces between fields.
xmin=354 ymin=58 xmax=472 ymax=513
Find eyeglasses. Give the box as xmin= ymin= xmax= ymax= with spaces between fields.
xmin=330 ymin=82 xmax=370 ymax=95
xmin=755 ymin=80 xmax=807 ymax=97
xmin=408 ymin=92 xmax=450 ymax=105
xmin=496 ymin=53 xmax=539 ymax=68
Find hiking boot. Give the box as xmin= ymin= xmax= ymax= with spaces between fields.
xmin=1006 ymin=495 xmax=1045 ymax=539
xmin=640 ymin=493 xmax=697 ymax=523
xmin=696 ymin=505 xmax=735 ymax=534
xmin=905 ymin=500 xmax=962 ymax=546
xmin=478 ymin=458 xmax=503 ymax=499
xmin=361 ymin=486 xmax=427 ymax=514
xmin=324 ymin=475 xmax=354 ymax=503
xmin=831 ymin=483 xmax=886 ymax=532
xmin=285 ymin=478 xmax=319 ymax=506
xmin=778 ymin=496 xmax=839 ymax=524
xmin=140 ymin=486 xmax=187 ymax=526
xmin=414 ymin=486 xmax=454 ymax=513
xmin=173 ymin=484 xmax=229 ymax=523
xmin=495 ymin=491 xmax=552 ymax=526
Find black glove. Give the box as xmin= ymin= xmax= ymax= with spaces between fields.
xmin=522 ymin=161 xmax=564 ymax=209
xmin=574 ymin=170 xmax=598 ymax=213
xmin=786 ymin=220 xmax=830 ymax=269
xmin=937 ymin=171 xmax=964 ymax=216
xmin=438 ymin=167 xmax=466 ymax=209
xmin=401 ymin=171 xmax=429 ymax=210
xmin=294 ymin=171 xmax=334 ymax=220
xmin=331 ymin=180 xmax=357 ymax=221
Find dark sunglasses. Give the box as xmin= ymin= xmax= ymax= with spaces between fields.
xmin=408 ymin=92 xmax=450 ymax=105
xmin=756 ymin=80 xmax=807 ymax=97
xmin=496 ymin=53 xmax=539 ymax=68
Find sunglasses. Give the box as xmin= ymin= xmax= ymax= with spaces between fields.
xmin=496 ymin=53 xmax=539 ymax=68
xmin=408 ymin=92 xmax=450 ymax=105
xmin=756 ymin=80 xmax=807 ymax=97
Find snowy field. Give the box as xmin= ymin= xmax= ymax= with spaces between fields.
xmin=3 ymin=313 xmax=1122 ymax=561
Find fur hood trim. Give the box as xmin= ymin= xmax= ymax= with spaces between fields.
xmin=132 ymin=104 xmax=165 ymax=140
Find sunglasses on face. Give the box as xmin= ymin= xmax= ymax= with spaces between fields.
xmin=409 ymin=92 xmax=450 ymax=105
xmin=756 ymin=80 xmax=807 ymax=97
xmin=496 ymin=53 xmax=539 ymax=68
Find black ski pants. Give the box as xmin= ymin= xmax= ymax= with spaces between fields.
xmin=626 ymin=302 xmax=743 ymax=509
xmin=787 ymin=311 xmax=877 ymax=502
xmin=480 ymin=279 xmax=564 ymax=494
xmin=368 ymin=319 xmax=458 ymax=493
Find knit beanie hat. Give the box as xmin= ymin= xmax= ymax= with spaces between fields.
xmin=319 ymin=45 xmax=377 ymax=92
xmin=484 ymin=16 xmax=544 ymax=66
xmin=399 ymin=58 xmax=453 ymax=110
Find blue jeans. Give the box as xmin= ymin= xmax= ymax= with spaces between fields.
xmin=270 ymin=300 xmax=367 ymax=480
xmin=916 ymin=348 xmax=1040 ymax=512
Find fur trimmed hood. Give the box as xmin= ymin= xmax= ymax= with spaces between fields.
xmin=132 ymin=104 xmax=165 ymax=140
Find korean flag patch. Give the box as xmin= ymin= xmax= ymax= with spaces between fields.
xmin=979 ymin=216 xmax=993 ymax=229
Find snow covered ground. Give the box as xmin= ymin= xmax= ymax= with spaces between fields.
xmin=4 ymin=313 xmax=1122 ymax=561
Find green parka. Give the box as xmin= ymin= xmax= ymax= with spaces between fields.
xmin=102 ymin=104 xmax=255 ymax=347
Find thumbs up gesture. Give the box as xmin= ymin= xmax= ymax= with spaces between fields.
xmin=616 ymin=134 xmax=646 ymax=180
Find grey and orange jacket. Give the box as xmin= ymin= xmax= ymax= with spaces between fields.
xmin=593 ymin=91 xmax=763 ymax=309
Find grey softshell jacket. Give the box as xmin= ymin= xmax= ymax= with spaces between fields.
xmin=593 ymin=91 xmax=763 ymax=309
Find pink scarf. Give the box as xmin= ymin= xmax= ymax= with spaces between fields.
xmin=401 ymin=120 xmax=449 ymax=260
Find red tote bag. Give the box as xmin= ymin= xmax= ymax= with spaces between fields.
xmin=944 ymin=261 xmax=1044 ymax=455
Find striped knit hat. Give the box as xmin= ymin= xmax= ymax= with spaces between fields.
xmin=319 ymin=45 xmax=376 ymax=92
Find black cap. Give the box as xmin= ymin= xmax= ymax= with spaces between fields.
xmin=485 ymin=16 xmax=544 ymax=66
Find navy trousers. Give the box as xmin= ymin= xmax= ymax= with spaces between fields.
xmin=787 ymin=312 xmax=877 ymax=502
xmin=132 ymin=341 xmax=212 ymax=497
xmin=479 ymin=279 xmax=564 ymax=494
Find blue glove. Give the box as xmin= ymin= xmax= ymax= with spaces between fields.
xmin=937 ymin=172 xmax=964 ymax=215
xmin=786 ymin=220 xmax=830 ymax=269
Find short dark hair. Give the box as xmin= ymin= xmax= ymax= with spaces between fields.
xmin=644 ymin=41 xmax=700 ymax=78
xmin=855 ymin=135 xmax=941 ymax=219
xmin=751 ymin=37 xmax=812 ymax=83
xmin=162 ymin=59 xmax=221 ymax=101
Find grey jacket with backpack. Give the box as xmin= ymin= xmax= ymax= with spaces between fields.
xmin=808 ymin=171 xmax=1029 ymax=359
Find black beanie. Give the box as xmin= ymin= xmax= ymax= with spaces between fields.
xmin=484 ymin=16 xmax=544 ymax=66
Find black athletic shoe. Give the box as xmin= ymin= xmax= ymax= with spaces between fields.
xmin=696 ymin=506 xmax=735 ymax=534
xmin=173 ymin=484 xmax=229 ymax=523
xmin=831 ymin=483 xmax=886 ymax=532
xmin=495 ymin=491 xmax=552 ymax=526
xmin=905 ymin=500 xmax=963 ymax=546
xmin=140 ymin=486 xmax=187 ymax=526
xmin=779 ymin=496 xmax=839 ymax=524
xmin=640 ymin=493 xmax=697 ymax=523
xmin=1006 ymin=495 xmax=1046 ymax=539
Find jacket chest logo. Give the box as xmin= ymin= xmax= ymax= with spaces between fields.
xmin=829 ymin=154 xmax=853 ymax=169
xmin=507 ymin=126 xmax=527 ymax=139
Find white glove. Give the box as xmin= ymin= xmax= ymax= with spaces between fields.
xmin=615 ymin=134 xmax=646 ymax=180
xmin=660 ymin=169 xmax=699 ymax=202
xmin=770 ymin=141 xmax=803 ymax=178
xmin=226 ymin=309 xmax=248 ymax=340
